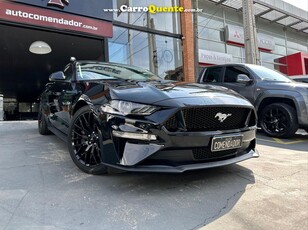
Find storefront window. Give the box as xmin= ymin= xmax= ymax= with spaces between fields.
xmin=109 ymin=27 xmax=151 ymax=68
xmin=286 ymin=48 xmax=299 ymax=55
xmin=198 ymin=40 xmax=225 ymax=53
xmin=224 ymin=12 xmax=242 ymax=25
xmin=198 ymin=27 xmax=222 ymax=41
xmin=112 ymin=0 xmax=181 ymax=34
xmin=109 ymin=26 xmax=182 ymax=78
xmin=274 ymin=45 xmax=286 ymax=56
xmin=273 ymin=36 xmax=285 ymax=46
xmin=198 ymin=14 xmax=224 ymax=30
xmin=227 ymin=45 xmax=242 ymax=58
xmin=155 ymin=35 xmax=182 ymax=77
xmin=109 ymin=27 xmax=130 ymax=63
xmin=260 ymin=52 xmax=275 ymax=62
xmin=287 ymin=39 xmax=308 ymax=53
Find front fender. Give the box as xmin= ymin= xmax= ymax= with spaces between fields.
xmin=72 ymin=95 xmax=95 ymax=116
xmin=255 ymin=90 xmax=308 ymax=126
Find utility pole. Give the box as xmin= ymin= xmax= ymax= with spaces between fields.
xmin=172 ymin=0 xmax=179 ymax=68
xmin=192 ymin=0 xmax=199 ymax=80
xmin=242 ymin=0 xmax=260 ymax=64
xmin=147 ymin=12 xmax=158 ymax=74
xmin=128 ymin=0 xmax=133 ymax=65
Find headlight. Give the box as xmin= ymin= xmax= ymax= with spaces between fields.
xmin=101 ymin=100 xmax=157 ymax=116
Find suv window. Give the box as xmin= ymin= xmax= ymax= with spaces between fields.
xmin=224 ymin=66 xmax=250 ymax=83
xmin=203 ymin=67 xmax=223 ymax=83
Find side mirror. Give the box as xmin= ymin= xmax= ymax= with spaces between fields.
xmin=49 ymin=71 xmax=65 ymax=81
xmin=236 ymin=74 xmax=251 ymax=84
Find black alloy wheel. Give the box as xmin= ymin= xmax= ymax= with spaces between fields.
xmin=68 ymin=106 xmax=107 ymax=174
xmin=38 ymin=109 xmax=51 ymax=135
xmin=260 ymin=103 xmax=298 ymax=138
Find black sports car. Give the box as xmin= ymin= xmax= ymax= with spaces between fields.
xmin=38 ymin=58 xmax=259 ymax=174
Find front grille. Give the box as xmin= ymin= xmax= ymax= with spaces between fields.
xmin=192 ymin=148 xmax=237 ymax=160
xmin=164 ymin=107 xmax=255 ymax=132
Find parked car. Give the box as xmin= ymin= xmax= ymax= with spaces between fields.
xmin=38 ymin=58 xmax=258 ymax=174
xmin=198 ymin=64 xmax=308 ymax=138
xmin=289 ymin=75 xmax=308 ymax=83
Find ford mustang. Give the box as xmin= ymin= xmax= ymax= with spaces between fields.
xmin=38 ymin=58 xmax=259 ymax=174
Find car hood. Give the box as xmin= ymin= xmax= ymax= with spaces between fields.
xmin=107 ymin=80 xmax=252 ymax=106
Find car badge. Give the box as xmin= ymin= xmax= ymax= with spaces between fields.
xmin=48 ymin=0 xmax=69 ymax=9
xmin=215 ymin=112 xmax=232 ymax=123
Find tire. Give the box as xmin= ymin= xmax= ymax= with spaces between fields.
xmin=259 ymin=103 xmax=298 ymax=138
xmin=38 ymin=110 xmax=51 ymax=135
xmin=68 ymin=106 xmax=107 ymax=175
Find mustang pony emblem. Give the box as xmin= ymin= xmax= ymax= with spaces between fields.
xmin=215 ymin=112 xmax=232 ymax=123
xmin=48 ymin=0 xmax=69 ymax=9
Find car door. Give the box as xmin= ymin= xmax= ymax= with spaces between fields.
xmin=220 ymin=66 xmax=256 ymax=104
xmin=48 ymin=64 xmax=76 ymax=135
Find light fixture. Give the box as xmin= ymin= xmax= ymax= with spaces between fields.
xmin=29 ymin=41 xmax=52 ymax=54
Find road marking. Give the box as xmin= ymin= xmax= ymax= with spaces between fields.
xmin=258 ymin=137 xmax=308 ymax=145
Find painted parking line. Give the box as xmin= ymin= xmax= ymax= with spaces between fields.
xmin=257 ymin=137 xmax=308 ymax=145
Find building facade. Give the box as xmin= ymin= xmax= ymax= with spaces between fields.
xmin=108 ymin=0 xmax=184 ymax=79
xmin=0 ymin=0 xmax=307 ymax=120
xmin=197 ymin=0 xmax=308 ymax=77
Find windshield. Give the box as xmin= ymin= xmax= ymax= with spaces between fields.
xmin=248 ymin=65 xmax=292 ymax=82
xmin=76 ymin=62 xmax=162 ymax=81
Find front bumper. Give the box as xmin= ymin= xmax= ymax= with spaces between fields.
xmin=102 ymin=114 xmax=259 ymax=172
xmin=103 ymin=149 xmax=259 ymax=173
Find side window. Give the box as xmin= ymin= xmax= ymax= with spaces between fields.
xmin=63 ymin=64 xmax=73 ymax=81
xmin=203 ymin=67 xmax=223 ymax=83
xmin=224 ymin=66 xmax=250 ymax=83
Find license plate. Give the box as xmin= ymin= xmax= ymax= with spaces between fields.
xmin=211 ymin=135 xmax=243 ymax=152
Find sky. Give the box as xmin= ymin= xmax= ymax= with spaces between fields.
xmin=282 ymin=0 xmax=308 ymax=11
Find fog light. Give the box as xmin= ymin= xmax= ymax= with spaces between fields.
xmin=112 ymin=131 xmax=157 ymax=141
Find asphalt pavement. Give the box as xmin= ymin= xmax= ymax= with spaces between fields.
xmin=0 ymin=121 xmax=307 ymax=230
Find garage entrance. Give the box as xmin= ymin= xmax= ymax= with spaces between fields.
xmin=0 ymin=23 xmax=107 ymax=120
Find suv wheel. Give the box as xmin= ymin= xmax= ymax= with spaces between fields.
xmin=68 ymin=106 xmax=108 ymax=175
xmin=260 ymin=103 xmax=298 ymax=138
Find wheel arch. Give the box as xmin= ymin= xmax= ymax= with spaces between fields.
xmin=71 ymin=96 xmax=94 ymax=116
xmin=257 ymin=97 xmax=297 ymax=117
